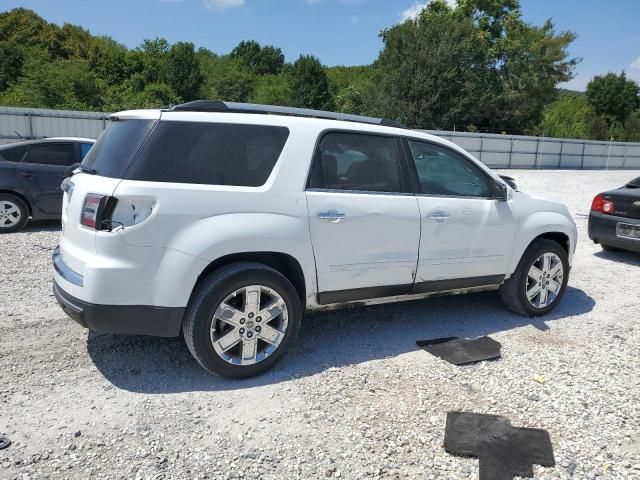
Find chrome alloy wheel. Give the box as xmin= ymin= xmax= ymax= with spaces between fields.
xmin=0 ymin=200 xmax=21 ymax=228
xmin=210 ymin=285 xmax=289 ymax=366
xmin=525 ymin=252 xmax=564 ymax=309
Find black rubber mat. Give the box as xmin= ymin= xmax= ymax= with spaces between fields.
xmin=416 ymin=336 xmax=501 ymax=365
xmin=444 ymin=412 xmax=555 ymax=480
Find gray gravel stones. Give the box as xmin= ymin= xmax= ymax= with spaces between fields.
xmin=1 ymin=170 xmax=640 ymax=479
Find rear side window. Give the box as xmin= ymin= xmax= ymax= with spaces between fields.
xmin=0 ymin=145 xmax=27 ymax=162
xmin=82 ymin=120 xmax=156 ymax=178
xmin=125 ymin=122 xmax=289 ymax=187
xmin=308 ymin=132 xmax=402 ymax=193
xmin=24 ymin=143 xmax=76 ymax=166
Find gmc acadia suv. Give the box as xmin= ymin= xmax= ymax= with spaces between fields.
xmin=52 ymin=101 xmax=577 ymax=378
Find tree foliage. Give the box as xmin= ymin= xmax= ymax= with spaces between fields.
xmin=230 ymin=40 xmax=285 ymax=75
xmin=376 ymin=0 xmax=577 ymax=131
xmin=289 ymin=55 xmax=333 ymax=110
xmin=586 ymin=73 xmax=640 ymax=125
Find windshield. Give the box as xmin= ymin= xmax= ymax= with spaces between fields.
xmin=82 ymin=119 xmax=156 ymax=178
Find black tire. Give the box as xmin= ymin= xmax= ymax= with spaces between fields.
xmin=600 ymin=243 xmax=622 ymax=252
xmin=499 ymin=239 xmax=569 ymax=317
xmin=0 ymin=193 xmax=29 ymax=233
xmin=182 ymin=262 xmax=302 ymax=379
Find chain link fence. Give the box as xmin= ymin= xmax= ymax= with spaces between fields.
xmin=2 ymin=106 xmax=639 ymax=169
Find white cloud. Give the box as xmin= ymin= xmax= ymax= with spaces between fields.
xmin=631 ymin=56 xmax=640 ymax=70
xmin=203 ymin=0 xmax=244 ymax=9
xmin=400 ymin=0 xmax=456 ymax=22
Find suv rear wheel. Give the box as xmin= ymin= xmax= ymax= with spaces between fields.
xmin=183 ymin=262 xmax=302 ymax=378
xmin=500 ymin=239 xmax=569 ymax=316
xmin=0 ymin=194 xmax=29 ymax=233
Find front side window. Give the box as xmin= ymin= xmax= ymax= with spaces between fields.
xmin=125 ymin=122 xmax=289 ymax=187
xmin=407 ymin=140 xmax=491 ymax=198
xmin=23 ymin=143 xmax=76 ymax=166
xmin=0 ymin=145 xmax=27 ymax=163
xmin=308 ymin=132 xmax=402 ymax=193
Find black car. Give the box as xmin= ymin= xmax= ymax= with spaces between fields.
xmin=0 ymin=137 xmax=95 ymax=233
xmin=589 ymin=176 xmax=640 ymax=253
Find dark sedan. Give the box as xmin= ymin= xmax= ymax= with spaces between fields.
xmin=0 ymin=137 xmax=94 ymax=233
xmin=589 ymin=176 xmax=640 ymax=253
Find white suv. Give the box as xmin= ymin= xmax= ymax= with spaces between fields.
xmin=53 ymin=101 xmax=577 ymax=378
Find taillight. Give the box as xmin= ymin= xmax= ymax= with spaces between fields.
xmin=591 ymin=194 xmax=615 ymax=214
xmin=81 ymin=194 xmax=108 ymax=229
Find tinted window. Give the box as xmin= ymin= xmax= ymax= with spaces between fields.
xmin=24 ymin=143 xmax=76 ymax=166
xmin=82 ymin=120 xmax=156 ymax=178
xmin=407 ymin=140 xmax=491 ymax=197
xmin=0 ymin=145 xmax=27 ymax=163
xmin=308 ymin=132 xmax=402 ymax=193
xmin=80 ymin=143 xmax=93 ymax=159
xmin=125 ymin=122 xmax=289 ymax=187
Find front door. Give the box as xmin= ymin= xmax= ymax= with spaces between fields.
xmin=403 ymin=139 xmax=517 ymax=284
xmin=16 ymin=142 xmax=79 ymax=215
xmin=306 ymin=131 xmax=421 ymax=303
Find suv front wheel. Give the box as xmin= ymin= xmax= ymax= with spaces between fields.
xmin=183 ymin=262 xmax=302 ymax=378
xmin=500 ymin=239 xmax=569 ymax=316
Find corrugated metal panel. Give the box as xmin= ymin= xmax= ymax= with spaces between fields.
xmin=1 ymin=110 xmax=639 ymax=169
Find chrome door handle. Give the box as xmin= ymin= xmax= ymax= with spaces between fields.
xmin=428 ymin=211 xmax=451 ymax=221
xmin=317 ymin=210 xmax=346 ymax=223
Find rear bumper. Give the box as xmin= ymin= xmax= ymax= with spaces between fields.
xmin=588 ymin=212 xmax=640 ymax=253
xmin=53 ymin=280 xmax=184 ymax=337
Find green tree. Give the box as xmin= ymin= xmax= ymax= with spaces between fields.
xmin=251 ymin=74 xmax=291 ymax=105
xmin=0 ymin=42 xmax=23 ymax=91
xmin=199 ymin=50 xmax=255 ymax=102
xmin=586 ymin=72 xmax=640 ymax=125
xmin=536 ymin=95 xmax=596 ymax=139
xmin=289 ymin=55 xmax=333 ymax=110
xmin=167 ymin=42 xmax=203 ymax=101
xmin=230 ymin=40 xmax=285 ymax=75
xmin=377 ymin=6 xmax=497 ymax=128
xmin=497 ymin=20 xmax=578 ymax=131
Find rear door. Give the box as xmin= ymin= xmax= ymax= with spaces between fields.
xmin=403 ymin=138 xmax=516 ymax=284
xmin=16 ymin=142 xmax=79 ymax=215
xmin=306 ymin=131 xmax=421 ymax=303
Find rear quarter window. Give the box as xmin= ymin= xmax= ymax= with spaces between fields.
xmin=0 ymin=145 xmax=27 ymax=163
xmin=125 ymin=121 xmax=289 ymax=187
xmin=82 ymin=120 xmax=156 ymax=178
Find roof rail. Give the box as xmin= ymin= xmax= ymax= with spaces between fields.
xmin=168 ymin=100 xmax=407 ymax=129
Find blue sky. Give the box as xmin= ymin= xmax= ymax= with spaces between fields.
xmin=3 ymin=0 xmax=640 ymax=91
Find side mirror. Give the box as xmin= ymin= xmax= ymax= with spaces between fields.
xmin=493 ymin=181 xmax=509 ymax=201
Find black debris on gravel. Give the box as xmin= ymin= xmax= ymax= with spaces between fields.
xmin=416 ymin=336 xmax=502 ymax=365
xmin=0 ymin=436 xmax=11 ymax=450
xmin=444 ymin=411 xmax=555 ymax=480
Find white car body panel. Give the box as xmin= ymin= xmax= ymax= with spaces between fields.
xmin=306 ymin=190 xmax=420 ymax=292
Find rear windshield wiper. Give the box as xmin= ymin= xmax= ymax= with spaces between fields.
xmin=79 ymin=165 xmax=97 ymax=175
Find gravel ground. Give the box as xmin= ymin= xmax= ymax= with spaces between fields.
xmin=1 ymin=169 xmax=640 ymax=480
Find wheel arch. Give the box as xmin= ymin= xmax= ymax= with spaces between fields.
xmin=0 ymin=189 xmax=32 ymax=217
xmin=194 ymin=252 xmax=307 ymax=308
xmin=509 ymin=212 xmax=576 ymax=274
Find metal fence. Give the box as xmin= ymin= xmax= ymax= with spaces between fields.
xmin=2 ymin=106 xmax=640 ymax=169
xmin=421 ymin=130 xmax=640 ymax=169
xmin=0 ymin=106 xmax=109 ymax=145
